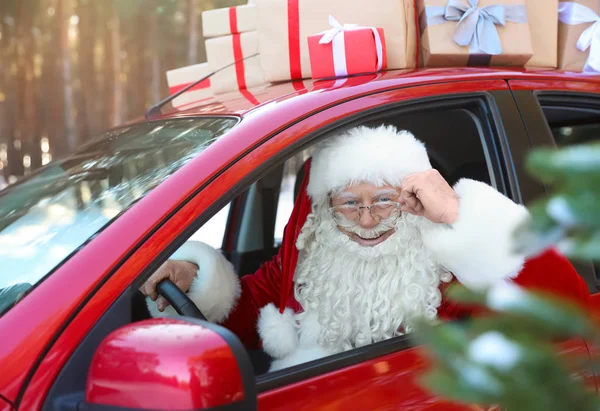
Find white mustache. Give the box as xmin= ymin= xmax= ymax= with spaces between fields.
xmin=339 ymin=215 xmax=398 ymax=239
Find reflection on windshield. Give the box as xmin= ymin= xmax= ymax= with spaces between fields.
xmin=0 ymin=117 xmax=237 ymax=315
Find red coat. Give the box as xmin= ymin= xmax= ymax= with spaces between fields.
xmin=222 ymin=161 xmax=590 ymax=349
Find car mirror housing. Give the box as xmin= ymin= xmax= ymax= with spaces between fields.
xmin=83 ymin=318 xmax=256 ymax=411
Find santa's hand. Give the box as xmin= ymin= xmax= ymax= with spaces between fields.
xmin=399 ymin=169 xmax=459 ymax=224
xmin=140 ymin=260 xmax=198 ymax=312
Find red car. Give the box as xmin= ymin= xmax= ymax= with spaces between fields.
xmin=1 ymin=68 xmax=600 ymax=411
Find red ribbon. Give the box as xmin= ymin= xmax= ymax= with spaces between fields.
xmin=287 ymin=0 xmax=304 ymax=91
xmin=228 ymin=7 xmax=239 ymax=34
xmin=169 ymin=78 xmax=211 ymax=95
xmin=226 ymin=7 xmax=259 ymax=106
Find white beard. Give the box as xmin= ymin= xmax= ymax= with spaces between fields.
xmin=293 ymin=203 xmax=452 ymax=354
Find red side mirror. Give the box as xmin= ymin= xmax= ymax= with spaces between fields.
xmin=84 ymin=318 xmax=256 ymax=411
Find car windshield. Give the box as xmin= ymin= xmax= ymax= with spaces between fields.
xmin=0 ymin=117 xmax=237 ymax=315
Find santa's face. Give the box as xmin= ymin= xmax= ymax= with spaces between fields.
xmin=329 ymin=182 xmax=402 ymax=247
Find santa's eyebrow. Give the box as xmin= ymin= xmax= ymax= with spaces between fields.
xmin=373 ymin=189 xmax=400 ymax=197
xmin=334 ymin=192 xmax=360 ymax=200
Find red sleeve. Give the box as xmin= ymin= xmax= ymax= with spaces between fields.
xmin=220 ymin=161 xmax=312 ymax=349
xmin=220 ymin=254 xmax=283 ymax=350
xmin=438 ymin=248 xmax=590 ymax=321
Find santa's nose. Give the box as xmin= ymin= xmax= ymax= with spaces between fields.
xmin=358 ymin=209 xmax=378 ymax=229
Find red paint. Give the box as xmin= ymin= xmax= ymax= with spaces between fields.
xmin=228 ymin=7 xmax=238 ymax=35
xmin=1 ymin=69 xmax=598 ymax=409
xmin=86 ymin=319 xmax=244 ymax=410
xmin=287 ymin=0 xmax=302 ymax=84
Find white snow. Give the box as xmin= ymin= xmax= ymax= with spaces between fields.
xmin=468 ymin=331 xmax=522 ymax=371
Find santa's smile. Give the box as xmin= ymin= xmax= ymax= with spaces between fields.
xmin=350 ymin=229 xmax=395 ymax=247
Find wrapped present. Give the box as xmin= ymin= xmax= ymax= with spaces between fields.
xmin=166 ymin=63 xmax=213 ymax=108
xmin=524 ymin=0 xmax=558 ymax=68
xmin=308 ymin=16 xmax=387 ymax=79
xmin=558 ymin=0 xmax=600 ymax=73
xmin=418 ymin=0 xmax=534 ymax=67
xmin=256 ymin=0 xmax=419 ymax=83
xmin=202 ymin=4 xmax=257 ymax=38
xmin=205 ymin=31 xmax=265 ymax=96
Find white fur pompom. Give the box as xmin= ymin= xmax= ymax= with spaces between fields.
xmin=258 ymin=303 xmax=298 ymax=359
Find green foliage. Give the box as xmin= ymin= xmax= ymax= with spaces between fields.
xmin=417 ymin=140 xmax=600 ymax=410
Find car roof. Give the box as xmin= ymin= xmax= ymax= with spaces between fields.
xmin=157 ymin=67 xmax=600 ymax=119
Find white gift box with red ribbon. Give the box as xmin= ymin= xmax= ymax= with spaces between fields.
xmin=202 ymin=4 xmax=257 ymax=38
xmin=166 ymin=63 xmax=213 ymax=109
xmin=205 ymin=30 xmax=265 ymax=98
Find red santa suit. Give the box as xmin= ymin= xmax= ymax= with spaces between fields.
xmin=148 ymin=125 xmax=589 ymax=371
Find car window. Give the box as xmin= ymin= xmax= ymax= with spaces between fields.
xmin=540 ymin=98 xmax=600 ymax=283
xmin=274 ymin=150 xmax=313 ymax=245
xmin=0 ymin=117 xmax=237 ymax=316
xmin=189 ymin=203 xmax=231 ymax=249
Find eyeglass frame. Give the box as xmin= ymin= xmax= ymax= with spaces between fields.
xmin=328 ymin=200 xmax=403 ymax=226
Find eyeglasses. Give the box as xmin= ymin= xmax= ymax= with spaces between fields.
xmin=329 ymin=201 xmax=402 ymax=226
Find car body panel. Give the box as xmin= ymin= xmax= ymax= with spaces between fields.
xmin=0 ymin=68 xmax=598 ymax=408
xmin=258 ymin=340 xmax=593 ymax=411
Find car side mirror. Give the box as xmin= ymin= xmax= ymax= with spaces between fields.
xmin=83 ymin=318 xmax=256 ymax=411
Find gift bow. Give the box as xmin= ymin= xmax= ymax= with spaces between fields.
xmin=426 ymin=0 xmax=528 ymax=55
xmin=318 ymin=15 xmax=384 ymax=77
xmin=558 ymin=2 xmax=600 ymax=73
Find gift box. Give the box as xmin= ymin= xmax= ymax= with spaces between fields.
xmin=166 ymin=63 xmax=213 ymax=108
xmin=205 ymin=31 xmax=266 ymax=95
xmin=558 ymin=0 xmax=600 ymax=73
xmin=202 ymin=4 xmax=257 ymax=38
xmin=308 ymin=16 xmax=387 ymax=79
xmin=256 ymin=0 xmax=419 ymax=83
xmin=525 ymin=0 xmax=558 ymax=68
xmin=418 ymin=0 xmax=534 ymax=67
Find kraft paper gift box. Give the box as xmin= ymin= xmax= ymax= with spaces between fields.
xmin=205 ymin=31 xmax=266 ymax=95
xmin=418 ymin=0 xmax=534 ymax=67
xmin=557 ymin=0 xmax=600 ymax=73
xmin=308 ymin=17 xmax=387 ymax=79
xmin=256 ymin=0 xmax=419 ymax=82
xmin=166 ymin=63 xmax=213 ymax=109
xmin=202 ymin=4 xmax=257 ymax=38
xmin=525 ymin=0 xmax=559 ymax=68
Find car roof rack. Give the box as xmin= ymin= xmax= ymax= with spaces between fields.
xmin=145 ymin=53 xmax=259 ymax=120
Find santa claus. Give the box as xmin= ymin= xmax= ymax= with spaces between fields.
xmin=143 ymin=125 xmax=589 ymax=371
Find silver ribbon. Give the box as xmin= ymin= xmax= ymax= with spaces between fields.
xmin=426 ymin=0 xmax=528 ymax=55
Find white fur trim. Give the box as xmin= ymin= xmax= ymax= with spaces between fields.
xmin=307 ymin=125 xmax=432 ymax=203
xmin=258 ymin=303 xmax=298 ymax=359
xmin=421 ymin=179 xmax=529 ymax=291
xmin=146 ymin=241 xmax=240 ymax=323
xmin=269 ymin=346 xmax=330 ymax=371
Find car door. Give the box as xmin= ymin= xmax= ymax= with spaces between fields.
xmin=34 ymin=79 xmax=591 ymax=410
xmin=508 ymin=79 xmax=600 ymax=302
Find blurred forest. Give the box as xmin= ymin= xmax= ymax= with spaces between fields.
xmin=0 ymin=0 xmax=244 ymax=186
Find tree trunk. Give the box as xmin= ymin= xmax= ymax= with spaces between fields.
xmin=187 ymin=0 xmax=198 ymax=65
xmin=77 ymin=0 xmax=97 ymax=139
xmin=57 ymin=0 xmax=77 ymax=153
xmin=149 ymin=3 xmax=161 ymax=104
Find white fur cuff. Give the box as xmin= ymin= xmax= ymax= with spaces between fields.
xmin=147 ymin=241 xmax=240 ymax=323
xmin=421 ymin=179 xmax=529 ymax=291
xmin=258 ymin=303 xmax=298 ymax=359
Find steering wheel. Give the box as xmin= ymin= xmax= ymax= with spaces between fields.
xmin=156 ymin=279 xmax=207 ymax=321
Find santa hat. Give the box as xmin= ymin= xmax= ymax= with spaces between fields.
xmin=306 ymin=125 xmax=432 ymax=204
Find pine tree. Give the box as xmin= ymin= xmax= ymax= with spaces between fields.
xmin=416 ymin=142 xmax=600 ymax=411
